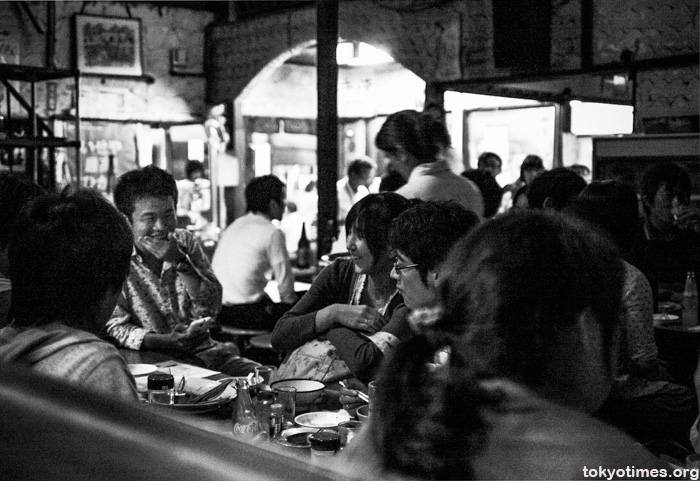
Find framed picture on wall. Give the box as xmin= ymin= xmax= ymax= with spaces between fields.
xmin=73 ymin=14 xmax=143 ymax=76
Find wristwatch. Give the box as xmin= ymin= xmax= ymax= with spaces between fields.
xmin=175 ymin=254 xmax=193 ymax=273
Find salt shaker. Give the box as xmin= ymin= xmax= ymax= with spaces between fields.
xmin=147 ymin=373 xmax=175 ymax=405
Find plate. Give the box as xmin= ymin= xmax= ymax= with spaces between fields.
xmin=128 ymin=363 xmax=158 ymax=377
xmin=276 ymin=427 xmax=318 ymax=449
xmin=295 ymin=410 xmax=351 ymax=429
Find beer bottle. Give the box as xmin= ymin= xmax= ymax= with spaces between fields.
xmin=232 ymin=379 xmax=260 ymax=438
xmin=296 ymin=222 xmax=311 ymax=268
xmin=682 ymin=271 xmax=698 ymax=328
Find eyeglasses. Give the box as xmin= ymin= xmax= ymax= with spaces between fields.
xmin=393 ymin=261 xmax=419 ymax=274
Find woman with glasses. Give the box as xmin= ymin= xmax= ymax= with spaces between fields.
xmin=271 ymin=193 xmax=411 ymax=385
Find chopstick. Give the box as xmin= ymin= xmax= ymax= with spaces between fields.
xmin=339 ymin=381 xmax=369 ymax=403
xmin=191 ymin=378 xmax=234 ymax=403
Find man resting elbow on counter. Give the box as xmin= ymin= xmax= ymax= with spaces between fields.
xmin=106 ymin=166 xmax=259 ymax=377
xmin=0 ymin=189 xmax=138 ymax=402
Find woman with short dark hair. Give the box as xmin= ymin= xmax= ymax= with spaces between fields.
xmin=272 ymin=193 xmax=411 ymax=384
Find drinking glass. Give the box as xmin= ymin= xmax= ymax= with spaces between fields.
xmin=273 ymin=386 xmax=296 ymax=426
xmin=255 ymin=365 xmax=275 ymax=387
xmin=338 ymin=420 xmax=364 ymax=447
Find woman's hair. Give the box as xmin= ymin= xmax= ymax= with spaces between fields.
xmin=372 ymin=211 xmax=624 ymax=479
xmin=565 ymin=180 xmax=640 ymax=256
xmin=345 ymin=193 xmax=411 ymax=260
xmin=375 ymin=109 xmax=451 ymax=164
xmin=519 ymin=154 xmax=544 ymax=182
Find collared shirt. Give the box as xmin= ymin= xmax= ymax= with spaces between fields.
xmin=106 ymin=229 xmax=222 ymax=350
xmin=396 ymin=160 xmax=485 ymax=218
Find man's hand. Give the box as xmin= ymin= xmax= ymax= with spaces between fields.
xmin=138 ymin=232 xmax=182 ymax=263
xmin=143 ymin=324 xmax=210 ymax=353
xmin=339 ymin=378 xmax=368 ymax=411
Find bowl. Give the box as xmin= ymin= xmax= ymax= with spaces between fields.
xmin=356 ymin=405 xmax=369 ymax=423
xmin=271 ymin=378 xmax=325 ymax=407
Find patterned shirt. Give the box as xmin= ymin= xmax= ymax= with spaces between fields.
xmin=106 ymin=229 xmax=222 ymax=351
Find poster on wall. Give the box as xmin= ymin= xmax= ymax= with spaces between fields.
xmin=73 ymin=14 xmax=143 ymax=76
xmin=63 ymin=121 xmax=139 ymax=196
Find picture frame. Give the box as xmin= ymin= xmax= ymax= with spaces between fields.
xmin=73 ymin=14 xmax=143 ymax=76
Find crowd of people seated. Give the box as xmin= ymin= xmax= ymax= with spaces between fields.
xmin=0 ymin=104 xmax=698 ymax=479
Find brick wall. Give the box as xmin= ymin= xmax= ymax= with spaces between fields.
xmin=208 ymin=0 xmax=698 ymax=129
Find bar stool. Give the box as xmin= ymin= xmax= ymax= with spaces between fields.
xmin=249 ymin=333 xmax=284 ymax=366
xmin=216 ymin=326 xmax=270 ymax=354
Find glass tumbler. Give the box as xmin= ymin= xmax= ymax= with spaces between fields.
xmin=273 ymin=385 xmax=297 ymax=427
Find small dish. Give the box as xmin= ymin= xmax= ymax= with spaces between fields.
xmin=276 ymin=427 xmax=318 ymax=449
xmin=295 ymin=410 xmax=351 ymax=429
xmin=356 ymin=405 xmax=369 ymax=423
xmin=128 ymin=363 xmax=158 ymax=377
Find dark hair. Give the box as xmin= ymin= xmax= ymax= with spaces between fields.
xmin=185 ymin=160 xmax=204 ymax=179
xmin=568 ymin=164 xmax=591 ymax=178
xmin=114 ymin=166 xmax=178 ymax=219
xmin=245 ymin=175 xmax=285 ymax=214
xmin=378 ymin=170 xmax=407 ymax=192
xmin=519 ymin=155 xmax=544 ymax=181
xmin=526 ymin=167 xmax=587 ymax=210
xmin=565 ymin=180 xmax=639 ymax=256
xmin=373 ymin=211 xmax=624 ymax=478
xmin=639 ymin=162 xmax=692 ymax=215
xmin=0 ymin=173 xmax=45 ymax=249
xmin=347 ymin=157 xmax=376 ymax=178
xmin=345 ymin=193 xmax=411 ymax=260
xmin=477 ymin=152 xmax=502 ymax=168
xmin=390 ymin=201 xmax=479 ymax=282
xmin=9 ymin=188 xmax=133 ymax=328
xmin=375 ymin=109 xmax=451 ymax=164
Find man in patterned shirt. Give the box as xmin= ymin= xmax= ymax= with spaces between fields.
xmin=107 ymin=166 xmax=258 ymax=376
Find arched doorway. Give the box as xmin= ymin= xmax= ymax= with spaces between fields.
xmin=227 ymin=40 xmax=425 ymax=255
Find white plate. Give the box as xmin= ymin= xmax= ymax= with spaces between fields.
xmin=295 ymin=410 xmax=351 ymax=429
xmin=128 ymin=364 xmax=158 ymax=377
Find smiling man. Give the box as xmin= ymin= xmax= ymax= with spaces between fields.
xmin=389 ymin=201 xmax=480 ymax=311
xmin=107 ymin=166 xmax=259 ymax=376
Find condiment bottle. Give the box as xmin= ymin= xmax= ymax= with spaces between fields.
xmin=682 ymin=271 xmax=698 ymax=327
xmin=296 ymin=222 xmax=311 ymax=268
xmin=147 ymin=373 xmax=175 ymax=405
xmin=232 ymin=379 xmax=260 ymax=438
xmin=268 ymin=403 xmax=284 ymax=439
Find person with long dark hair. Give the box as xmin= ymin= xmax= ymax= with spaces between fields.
xmin=376 ymin=109 xmax=484 ymax=218
xmin=341 ymin=211 xmax=664 ymax=479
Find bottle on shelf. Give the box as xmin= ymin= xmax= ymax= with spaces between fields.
xmin=232 ymin=379 xmax=260 ymax=438
xmin=296 ymin=222 xmax=312 ymax=268
xmin=682 ymin=271 xmax=698 ymax=328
